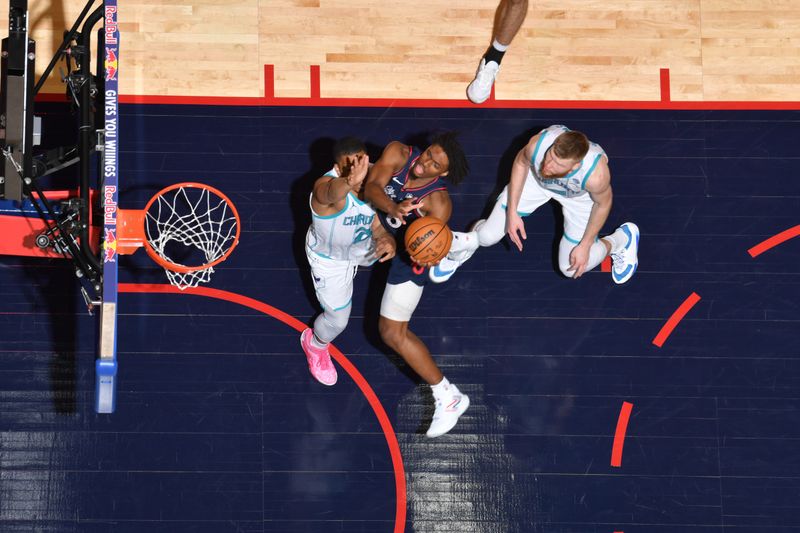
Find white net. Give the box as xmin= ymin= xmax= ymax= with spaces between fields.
xmin=144 ymin=184 xmax=239 ymax=290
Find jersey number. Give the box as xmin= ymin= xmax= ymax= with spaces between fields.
xmin=385 ymin=215 xmax=402 ymax=229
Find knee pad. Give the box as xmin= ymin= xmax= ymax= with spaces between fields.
xmin=314 ymin=305 xmax=351 ymax=343
xmin=380 ymin=281 xmax=424 ymax=322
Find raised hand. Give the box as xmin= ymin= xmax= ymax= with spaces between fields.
xmin=388 ymin=197 xmax=424 ymax=223
xmin=342 ymin=154 xmax=370 ymax=190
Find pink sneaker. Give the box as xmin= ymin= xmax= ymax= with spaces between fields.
xmin=300 ymin=328 xmax=337 ymax=386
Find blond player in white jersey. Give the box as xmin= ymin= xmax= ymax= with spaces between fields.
xmin=431 ymin=125 xmax=639 ymax=284
xmin=302 ymin=137 xmax=396 ymax=386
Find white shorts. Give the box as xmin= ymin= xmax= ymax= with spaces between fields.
xmin=380 ymin=281 xmax=424 ymax=322
xmin=498 ymin=176 xmax=594 ymax=244
xmin=305 ymin=247 xmax=358 ymax=312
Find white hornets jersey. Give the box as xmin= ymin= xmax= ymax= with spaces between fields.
xmin=529 ymin=125 xmax=607 ymax=199
xmin=306 ymin=167 xmax=377 ymax=265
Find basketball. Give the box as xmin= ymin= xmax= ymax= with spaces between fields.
xmin=404 ymin=216 xmax=453 ymax=264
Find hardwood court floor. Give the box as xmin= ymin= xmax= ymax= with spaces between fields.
xmin=0 ymin=103 xmax=798 ymax=532
xmin=0 ymin=1 xmax=799 ymax=532
xmin=3 ymin=0 xmax=800 ymax=102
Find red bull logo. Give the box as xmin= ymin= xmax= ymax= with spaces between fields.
xmin=105 ymin=6 xmax=118 ymax=45
xmin=104 ymin=185 xmax=117 ymax=225
xmin=104 ymin=228 xmax=117 ymax=262
xmin=105 ymin=48 xmax=118 ymax=81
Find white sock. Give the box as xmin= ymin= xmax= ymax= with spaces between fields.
xmin=430 ymin=376 xmax=451 ymax=400
xmin=310 ymin=331 xmax=329 ymax=349
xmin=449 ymin=230 xmax=479 ymax=255
xmin=492 ymin=38 xmax=509 ymax=52
xmin=603 ymin=228 xmax=629 ymax=254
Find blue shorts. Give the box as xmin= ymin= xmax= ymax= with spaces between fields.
xmin=387 ymin=251 xmax=429 ymax=287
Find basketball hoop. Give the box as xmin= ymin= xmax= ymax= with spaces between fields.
xmin=116 ymin=182 xmax=240 ymax=289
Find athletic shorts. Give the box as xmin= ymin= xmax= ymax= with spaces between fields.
xmin=305 ymin=246 xmax=358 ymax=312
xmin=498 ymin=175 xmax=595 ymax=244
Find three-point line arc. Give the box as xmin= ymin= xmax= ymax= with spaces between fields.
xmin=748 ymin=225 xmax=800 ymax=258
xmin=652 ymin=292 xmax=701 ymax=348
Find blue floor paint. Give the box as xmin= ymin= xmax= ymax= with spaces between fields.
xmin=0 ymin=105 xmax=798 ymax=532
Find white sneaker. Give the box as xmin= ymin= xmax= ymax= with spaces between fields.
xmin=467 ymin=59 xmax=499 ymax=104
xmin=429 ymin=220 xmax=484 ymax=283
xmin=610 ymin=222 xmax=639 ymax=284
xmin=426 ymin=386 xmax=470 ymax=438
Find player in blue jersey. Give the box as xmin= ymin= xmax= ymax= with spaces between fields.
xmin=302 ymin=137 xmax=396 ymax=386
xmin=365 ymin=131 xmax=473 ymax=438
xmin=431 ymin=125 xmax=639 ymax=285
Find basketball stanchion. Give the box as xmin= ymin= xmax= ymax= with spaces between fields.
xmin=97 ymin=0 xmax=120 ymax=414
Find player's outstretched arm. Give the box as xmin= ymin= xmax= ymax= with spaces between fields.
xmin=505 ymin=135 xmax=537 ymax=251
xmin=312 ymin=154 xmax=369 ymax=211
xmin=580 ymin=159 xmax=613 ymax=245
xmin=365 ymin=142 xmax=422 ymax=222
xmin=420 ymin=190 xmax=452 ymax=225
xmin=365 ymin=142 xmax=405 ymax=213
xmin=567 ymin=159 xmax=612 ymax=278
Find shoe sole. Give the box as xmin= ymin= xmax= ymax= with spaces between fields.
xmin=467 ymin=77 xmax=495 ymax=104
xmin=612 ymin=224 xmax=639 ymax=285
xmin=467 ymin=90 xmax=490 ymax=105
xmin=429 ymin=263 xmax=456 ymax=283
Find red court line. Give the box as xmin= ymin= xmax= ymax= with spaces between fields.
xmin=748 ymin=225 xmax=800 ymax=258
xmin=652 ymin=292 xmax=701 ymax=348
xmin=310 ymin=65 xmax=321 ymax=99
xmin=118 ymin=92 xmax=800 ymax=110
xmin=264 ymin=64 xmax=274 ymax=99
xmin=611 ymin=401 xmax=633 ymax=468
xmin=660 ymin=68 xmax=671 ymax=102
xmin=119 ymin=283 xmax=407 ymax=533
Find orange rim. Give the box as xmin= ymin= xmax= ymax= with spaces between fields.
xmin=141 ymin=182 xmax=241 ymax=274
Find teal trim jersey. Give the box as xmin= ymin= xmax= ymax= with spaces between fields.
xmin=529 ymin=125 xmax=607 ymax=199
xmin=306 ymin=167 xmax=377 ymax=265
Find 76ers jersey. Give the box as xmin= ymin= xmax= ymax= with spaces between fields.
xmin=380 ymin=147 xmax=449 ymax=286
xmin=380 ymin=147 xmax=449 ymax=239
xmin=529 ymin=125 xmax=607 ymax=199
xmin=306 ymin=168 xmax=377 ymax=266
